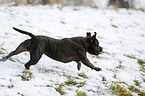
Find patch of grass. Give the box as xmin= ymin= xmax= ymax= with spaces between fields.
xmin=116 ymin=64 xmax=124 ymax=69
xmin=78 ymin=73 xmax=88 ymax=79
xmin=91 ymin=56 xmax=95 ymax=58
xmin=138 ymin=8 xmax=144 ymax=12
xmin=0 ymin=84 xmax=14 ymax=89
xmin=76 ymin=89 xmax=87 ymax=96
xmin=64 ymin=79 xmax=86 ymax=88
xmin=112 ymin=24 xmax=118 ymax=28
xmin=55 ymin=83 xmax=66 ymax=95
xmin=8 ymin=84 xmax=14 ymax=89
xmin=0 ymin=79 xmax=14 ymax=88
xmin=0 ymin=47 xmax=7 ymax=54
xmin=63 ymin=72 xmax=86 ymax=88
xmin=123 ymin=54 xmax=136 ymax=59
xmin=64 ymin=79 xmax=78 ymax=86
xmin=96 ymin=56 xmax=102 ymax=59
xmin=77 ymin=81 xmax=86 ymax=88
xmin=60 ymin=21 xmax=65 ymax=24
xmin=63 ymin=72 xmax=72 ymax=80
xmin=0 ymin=84 xmax=5 ymax=87
xmin=19 ymin=71 xmax=34 ymax=81
xmin=102 ymin=51 xmax=110 ymax=55
xmin=118 ymin=60 xmax=122 ymax=64
xmin=19 ymin=24 xmax=23 ymax=26
xmin=113 ymin=74 xmax=117 ymax=79
xmin=73 ymin=8 xmax=79 ymax=11
xmin=137 ymin=59 xmax=145 ymax=75
xmin=54 ymin=66 xmax=59 ymax=69
xmin=34 ymin=84 xmax=52 ymax=87
xmin=138 ymin=59 xmax=145 ymax=65
xmin=0 ymin=50 xmax=5 ymax=54
xmin=110 ymin=83 xmax=132 ymax=96
xmin=67 ymin=87 xmax=73 ymax=91
xmin=134 ymin=80 xmax=141 ymax=87
xmin=18 ymin=92 xmax=24 ymax=96
xmin=1 ymin=47 xmax=6 ymax=51
xmin=143 ymin=79 xmax=145 ymax=82
xmin=128 ymin=86 xmax=145 ymax=96
xmin=91 ymin=55 xmax=102 ymax=59
xmin=9 ymin=58 xmax=16 ymax=62
xmin=40 ymin=68 xmax=54 ymax=73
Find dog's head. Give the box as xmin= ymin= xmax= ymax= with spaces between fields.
xmin=86 ymin=32 xmax=102 ymax=55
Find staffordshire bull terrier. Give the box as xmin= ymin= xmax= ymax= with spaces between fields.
xmin=0 ymin=27 xmax=102 ymax=71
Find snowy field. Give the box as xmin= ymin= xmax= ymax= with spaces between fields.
xmin=0 ymin=4 xmax=145 ymax=96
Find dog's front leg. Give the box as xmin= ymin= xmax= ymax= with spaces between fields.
xmin=76 ymin=61 xmax=81 ymax=71
xmin=80 ymin=56 xmax=101 ymax=71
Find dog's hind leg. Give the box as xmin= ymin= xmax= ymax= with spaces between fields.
xmin=0 ymin=40 xmax=29 ymax=61
xmin=0 ymin=51 xmax=15 ymax=61
xmin=24 ymin=46 xmax=44 ymax=70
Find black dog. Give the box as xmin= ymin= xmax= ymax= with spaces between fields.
xmin=0 ymin=27 xmax=102 ymax=71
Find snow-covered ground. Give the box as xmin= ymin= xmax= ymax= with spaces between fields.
xmin=0 ymin=4 xmax=145 ymax=96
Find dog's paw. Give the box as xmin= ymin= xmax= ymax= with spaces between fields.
xmin=77 ymin=63 xmax=81 ymax=71
xmin=93 ymin=67 xmax=102 ymax=71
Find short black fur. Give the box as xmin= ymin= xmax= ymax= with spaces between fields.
xmin=0 ymin=27 xmax=102 ymax=71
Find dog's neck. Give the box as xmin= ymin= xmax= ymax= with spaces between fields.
xmin=80 ymin=38 xmax=91 ymax=52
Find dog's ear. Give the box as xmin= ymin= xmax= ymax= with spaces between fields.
xmin=87 ymin=32 xmax=91 ymax=37
xmin=88 ymin=32 xmax=97 ymax=43
xmin=87 ymin=32 xmax=97 ymax=43
xmin=92 ymin=32 xmax=97 ymax=38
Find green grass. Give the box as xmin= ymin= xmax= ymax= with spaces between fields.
xmin=128 ymin=86 xmax=145 ymax=96
xmin=112 ymin=24 xmax=118 ymax=28
xmin=76 ymin=89 xmax=87 ymax=96
xmin=55 ymin=83 xmax=66 ymax=95
xmin=9 ymin=58 xmax=16 ymax=62
xmin=116 ymin=64 xmax=124 ymax=69
xmin=18 ymin=92 xmax=24 ymax=96
xmin=110 ymin=83 xmax=132 ymax=96
xmin=0 ymin=50 xmax=5 ymax=54
xmin=138 ymin=59 xmax=145 ymax=65
xmin=134 ymin=80 xmax=141 ymax=87
xmin=0 ymin=47 xmax=7 ymax=54
xmin=102 ymin=51 xmax=111 ymax=55
xmin=64 ymin=76 xmax=86 ymax=88
xmin=39 ymin=67 xmax=54 ymax=73
xmin=137 ymin=59 xmax=145 ymax=75
xmin=123 ymin=54 xmax=136 ymax=59
xmin=19 ymin=71 xmax=34 ymax=81
xmin=53 ymin=72 xmax=87 ymax=95
xmin=8 ymin=84 xmax=14 ymax=89
xmin=110 ymin=81 xmax=145 ymax=96
xmin=78 ymin=73 xmax=88 ymax=79
xmin=64 ymin=79 xmax=78 ymax=86
xmin=60 ymin=21 xmax=65 ymax=24
xmin=0 ymin=84 xmax=5 ymax=87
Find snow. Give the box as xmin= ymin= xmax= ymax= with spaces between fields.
xmin=0 ymin=4 xmax=145 ymax=96
xmin=134 ymin=0 xmax=145 ymax=9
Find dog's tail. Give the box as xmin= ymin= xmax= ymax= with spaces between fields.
xmin=13 ymin=27 xmax=35 ymax=38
